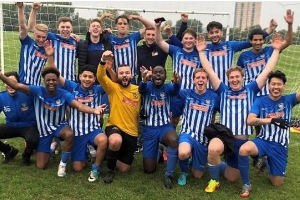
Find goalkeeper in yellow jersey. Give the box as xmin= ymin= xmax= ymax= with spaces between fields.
xmin=97 ymin=50 xmax=141 ymax=184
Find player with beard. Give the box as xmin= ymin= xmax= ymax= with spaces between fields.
xmin=177 ymin=68 xmax=220 ymax=186
xmin=0 ymin=66 xmax=106 ymax=177
xmin=138 ymin=66 xmax=180 ymax=189
xmin=97 ymin=50 xmax=141 ymax=184
xmin=196 ymin=33 xmax=285 ymax=193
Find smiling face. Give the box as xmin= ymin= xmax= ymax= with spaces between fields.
xmin=89 ymin=20 xmax=102 ymax=38
xmin=193 ymin=70 xmax=208 ymax=94
xmin=44 ymin=73 xmax=58 ymax=94
xmin=250 ymin=34 xmax=264 ymax=53
xmin=79 ymin=71 xmax=96 ymax=90
xmin=117 ymin=66 xmax=132 ymax=87
xmin=182 ymin=33 xmax=196 ymax=51
xmin=58 ymin=21 xmax=73 ymax=39
xmin=144 ymin=29 xmax=156 ymax=46
xmin=268 ymin=77 xmax=285 ymax=100
xmin=34 ymin=29 xmax=47 ymax=47
xmin=207 ymin=27 xmax=223 ymax=44
xmin=228 ymin=70 xmax=244 ymax=91
xmin=151 ymin=66 xmax=166 ymax=87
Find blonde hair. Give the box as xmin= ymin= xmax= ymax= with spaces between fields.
xmin=226 ymin=66 xmax=244 ymax=78
xmin=193 ymin=68 xmax=209 ymax=79
xmin=34 ymin=24 xmax=48 ymax=33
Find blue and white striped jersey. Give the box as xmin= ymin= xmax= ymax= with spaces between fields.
xmin=250 ymin=94 xmax=299 ymax=147
xmin=64 ymin=79 xmax=105 ymax=136
xmin=29 ymin=85 xmax=74 ymax=137
xmin=179 ymin=89 xmax=220 ymax=145
xmin=19 ymin=35 xmax=47 ymax=85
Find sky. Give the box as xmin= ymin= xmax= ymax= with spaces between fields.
xmin=69 ymin=1 xmax=300 ymax=31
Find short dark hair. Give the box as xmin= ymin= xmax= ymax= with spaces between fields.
xmin=206 ymin=21 xmax=223 ymax=32
xmin=152 ymin=65 xmax=166 ymax=74
xmin=4 ymin=71 xmax=19 ymax=82
xmin=115 ymin=14 xmax=129 ymax=24
xmin=248 ymin=28 xmax=265 ymax=40
xmin=267 ymin=70 xmax=287 ymax=84
xmin=41 ymin=67 xmax=60 ymax=78
xmin=145 ymin=26 xmax=155 ymax=31
xmin=89 ymin=18 xmax=102 ymax=27
xmin=79 ymin=64 xmax=96 ymax=76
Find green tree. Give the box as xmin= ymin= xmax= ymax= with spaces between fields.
xmin=174 ymin=18 xmax=203 ymax=34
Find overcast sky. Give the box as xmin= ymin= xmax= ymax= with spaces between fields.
xmin=72 ymin=1 xmax=300 ymax=31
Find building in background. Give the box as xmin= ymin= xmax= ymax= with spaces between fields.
xmin=234 ymin=2 xmax=261 ymax=30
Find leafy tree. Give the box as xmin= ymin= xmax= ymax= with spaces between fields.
xmin=174 ymin=18 xmax=203 ymax=34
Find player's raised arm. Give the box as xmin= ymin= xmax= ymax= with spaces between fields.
xmin=16 ymin=2 xmax=28 ymax=40
xmin=196 ymin=35 xmax=221 ymax=90
xmin=129 ymin=15 xmax=154 ymax=36
xmin=155 ymin=18 xmax=170 ymax=53
xmin=27 ymin=2 xmax=42 ymax=32
xmin=0 ymin=69 xmax=30 ymax=94
xmin=256 ymin=34 xmax=284 ymax=89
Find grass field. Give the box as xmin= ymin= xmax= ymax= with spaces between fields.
xmin=1 ymin=31 xmax=300 ymax=199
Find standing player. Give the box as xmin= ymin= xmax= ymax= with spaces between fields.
xmin=0 ymin=71 xmax=39 ymax=166
xmin=16 ymin=2 xmax=48 ymax=85
xmin=237 ymin=10 xmax=293 ymax=98
xmin=139 ymin=66 xmax=180 ymax=189
xmin=155 ymin=18 xmax=201 ymax=128
xmin=97 ymin=50 xmax=141 ymax=184
xmin=0 ymin=67 xmax=106 ymax=177
xmin=28 ymin=3 xmax=79 ymax=82
xmin=196 ymin=33 xmax=285 ymax=193
xmin=107 ymin=14 xmax=153 ymax=84
xmin=177 ymin=68 xmax=220 ymax=186
xmin=46 ymin=41 xmax=108 ymax=182
xmin=168 ymin=20 xmax=276 ymax=87
xmin=238 ymin=70 xmax=299 ymax=197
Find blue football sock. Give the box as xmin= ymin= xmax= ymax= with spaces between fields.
xmin=219 ymin=161 xmax=227 ymax=175
xmin=179 ymin=158 xmax=189 ymax=173
xmin=208 ymin=163 xmax=220 ymax=181
xmin=165 ymin=147 xmax=178 ymax=177
xmin=92 ymin=163 xmax=101 ymax=171
xmin=61 ymin=151 xmax=71 ymax=164
xmin=238 ymin=154 xmax=250 ymax=185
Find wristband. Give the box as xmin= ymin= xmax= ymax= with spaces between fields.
xmin=100 ymin=59 xmax=106 ymax=65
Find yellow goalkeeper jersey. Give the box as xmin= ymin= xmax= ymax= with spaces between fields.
xmin=97 ymin=64 xmax=141 ymax=137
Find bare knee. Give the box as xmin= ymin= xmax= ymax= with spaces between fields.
xmin=178 ymin=151 xmax=189 ymax=160
xmin=36 ymin=162 xmax=47 ymax=169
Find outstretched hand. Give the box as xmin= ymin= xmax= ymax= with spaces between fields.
xmin=140 ymin=66 xmax=152 ymax=81
xmin=271 ymin=118 xmax=289 ymax=129
xmin=196 ymin=35 xmax=207 ymax=52
xmin=284 ymin=9 xmax=294 ymax=25
xmin=171 ymin=71 xmax=180 ymax=84
xmin=32 ymin=2 xmax=42 ymax=10
xmin=101 ymin=50 xmax=114 ymax=62
xmin=44 ymin=40 xmax=55 ymax=56
xmin=94 ymin=104 xmax=108 ymax=115
xmin=271 ymin=33 xmax=285 ymax=50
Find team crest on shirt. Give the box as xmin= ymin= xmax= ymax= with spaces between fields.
xmin=194 ymin=57 xmax=198 ymax=61
xmin=125 ymin=39 xmax=130 ymax=43
xmin=278 ymin=103 xmax=284 ymax=109
xmin=260 ymin=54 xmax=265 ymax=58
xmin=132 ymin=92 xmax=138 ymax=99
xmin=222 ymin=46 xmax=227 ymax=50
xmin=160 ymin=92 xmax=165 ymax=98
xmin=56 ymin=99 xmax=61 ymax=105
xmin=3 ymin=106 xmax=11 ymax=112
xmin=152 ymin=51 xmax=158 ymax=56
xmin=21 ymin=102 xmax=28 ymax=111
xmin=88 ymin=90 xmax=93 ymax=95
xmin=205 ymin=99 xmax=210 ymax=105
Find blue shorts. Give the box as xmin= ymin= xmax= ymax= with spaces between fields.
xmin=170 ymin=96 xmax=184 ymax=118
xmin=36 ymin=124 xmax=69 ymax=153
xmin=252 ymin=138 xmax=287 ymax=176
xmin=71 ymin=129 xmax=104 ymax=162
xmin=226 ymin=138 xmax=248 ymax=169
xmin=143 ymin=124 xmax=174 ymax=159
xmin=179 ymin=133 xmax=207 ymax=171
